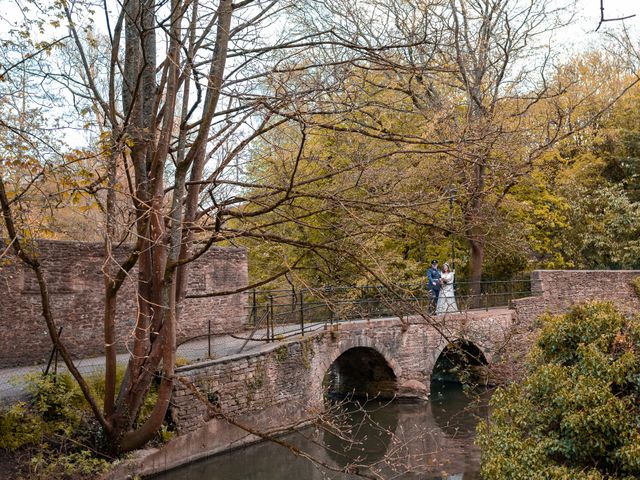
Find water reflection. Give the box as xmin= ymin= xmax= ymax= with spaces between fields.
xmin=323 ymin=399 xmax=398 ymax=468
xmin=431 ymin=382 xmax=490 ymax=437
xmin=152 ymin=382 xmax=489 ymax=480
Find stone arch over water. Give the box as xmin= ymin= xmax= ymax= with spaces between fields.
xmin=325 ymin=346 xmax=398 ymax=399
xmin=431 ymin=339 xmax=488 ymax=383
xmin=310 ymin=336 xmax=402 ymax=404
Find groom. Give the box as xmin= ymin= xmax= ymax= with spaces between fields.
xmin=426 ymin=259 xmax=441 ymax=313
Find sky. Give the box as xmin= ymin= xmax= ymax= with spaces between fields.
xmin=576 ymin=0 xmax=640 ymax=33
xmin=2 ymin=0 xmax=640 ymax=151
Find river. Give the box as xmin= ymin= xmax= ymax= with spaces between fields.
xmin=153 ymin=381 xmax=490 ymax=480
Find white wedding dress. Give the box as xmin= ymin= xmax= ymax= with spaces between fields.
xmin=436 ymin=272 xmax=458 ymax=314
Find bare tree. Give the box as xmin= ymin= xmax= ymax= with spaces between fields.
xmin=1 ymin=0 xmax=442 ymax=453
xmin=0 ymin=0 xmax=367 ymax=453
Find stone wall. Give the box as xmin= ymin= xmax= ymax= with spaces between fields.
xmin=172 ymin=338 xmax=324 ymax=435
xmin=0 ymin=240 xmax=248 ymax=367
xmin=513 ymin=269 xmax=640 ymax=326
xmin=172 ymin=310 xmax=513 ymax=435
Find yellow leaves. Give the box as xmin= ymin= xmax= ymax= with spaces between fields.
xmin=70 ymin=191 xmax=82 ymax=205
xmin=558 ymin=152 xmax=606 ymax=189
xmin=76 ymin=168 xmax=94 ymax=181
xmin=63 ymin=148 xmax=93 ymax=165
xmin=0 ymin=156 xmax=42 ymax=176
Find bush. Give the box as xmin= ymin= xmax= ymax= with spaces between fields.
xmin=0 ymin=402 xmax=44 ymax=451
xmin=0 ymin=368 xmax=169 ymax=479
xmin=477 ymin=302 xmax=640 ymax=480
xmin=632 ymin=277 xmax=640 ymax=299
xmin=30 ymin=450 xmax=109 ymax=480
xmin=0 ymin=374 xmax=86 ymax=452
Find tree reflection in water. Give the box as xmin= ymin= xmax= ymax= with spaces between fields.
xmin=323 ymin=398 xmax=398 ymax=469
xmin=430 ymin=381 xmax=490 ymax=438
xmin=153 ymin=383 xmax=488 ymax=480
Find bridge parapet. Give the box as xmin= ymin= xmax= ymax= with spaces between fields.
xmin=513 ymin=270 xmax=640 ymax=326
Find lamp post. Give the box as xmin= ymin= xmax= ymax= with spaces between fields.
xmin=449 ymin=187 xmax=456 ymax=270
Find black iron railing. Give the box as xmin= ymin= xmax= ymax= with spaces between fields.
xmin=247 ymin=278 xmax=532 ymax=331
xmin=174 ymin=277 xmax=532 ymax=358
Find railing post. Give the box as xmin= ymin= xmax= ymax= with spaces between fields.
xmin=327 ymin=286 xmax=334 ymax=326
xmin=508 ymin=281 xmax=513 ymax=308
xmin=53 ymin=341 xmax=59 ymax=378
xmin=252 ymin=289 xmax=257 ymax=326
xmin=43 ymin=326 xmax=63 ymax=377
xmin=269 ymin=294 xmax=274 ymax=342
xmin=300 ymin=290 xmax=305 ymax=336
xmin=362 ymin=286 xmax=368 ymax=320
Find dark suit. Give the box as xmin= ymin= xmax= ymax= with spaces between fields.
xmin=427 ymin=266 xmax=441 ymax=312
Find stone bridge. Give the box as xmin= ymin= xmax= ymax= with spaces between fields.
xmin=175 ymin=309 xmax=512 ymax=424
xmin=127 ymin=309 xmax=511 ymax=476
xmin=116 ymin=269 xmax=640 ymax=478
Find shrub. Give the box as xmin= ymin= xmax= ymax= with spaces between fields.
xmin=0 ymin=402 xmax=44 ymax=451
xmin=0 ymin=367 xmax=169 ymax=478
xmin=29 ymin=449 xmax=109 ymax=480
xmin=0 ymin=374 xmax=87 ymax=452
xmin=478 ymin=302 xmax=640 ymax=480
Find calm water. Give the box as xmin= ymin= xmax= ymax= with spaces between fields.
xmin=154 ymin=382 xmax=490 ymax=480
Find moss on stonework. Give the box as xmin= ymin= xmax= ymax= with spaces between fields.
xmin=175 ymin=356 xmax=190 ymax=367
xmin=245 ymin=361 xmax=267 ymax=403
xmin=631 ymin=277 xmax=640 ymax=299
xmin=301 ymin=338 xmax=315 ymax=369
xmin=329 ymin=327 xmax=340 ymax=341
xmin=274 ymin=345 xmax=289 ymax=362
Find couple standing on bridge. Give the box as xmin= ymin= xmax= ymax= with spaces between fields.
xmin=427 ymin=259 xmax=459 ymax=314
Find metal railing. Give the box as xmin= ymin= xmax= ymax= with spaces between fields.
xmin=171 ymin=278 xmax=532 ymax=360
xmin=246 ymin=278 xmax=532 ymax=339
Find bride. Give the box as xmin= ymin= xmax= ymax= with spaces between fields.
xmin=436 ymin=263 xmax=458 ymax=314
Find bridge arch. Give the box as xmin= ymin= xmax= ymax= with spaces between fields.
xmin=326 ymin=347 xmax=397 ymax=399
xmin=431 ymin=339 xmax=488 ymax=383
xmin=310 ymin=335 xmax=402 ymax=403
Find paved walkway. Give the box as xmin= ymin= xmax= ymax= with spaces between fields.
xmin=0 ymin=318 xmax=332 ymax=404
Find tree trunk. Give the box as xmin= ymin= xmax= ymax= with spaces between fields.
xmin=469 ymin=236 xmax=484 ymax=303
